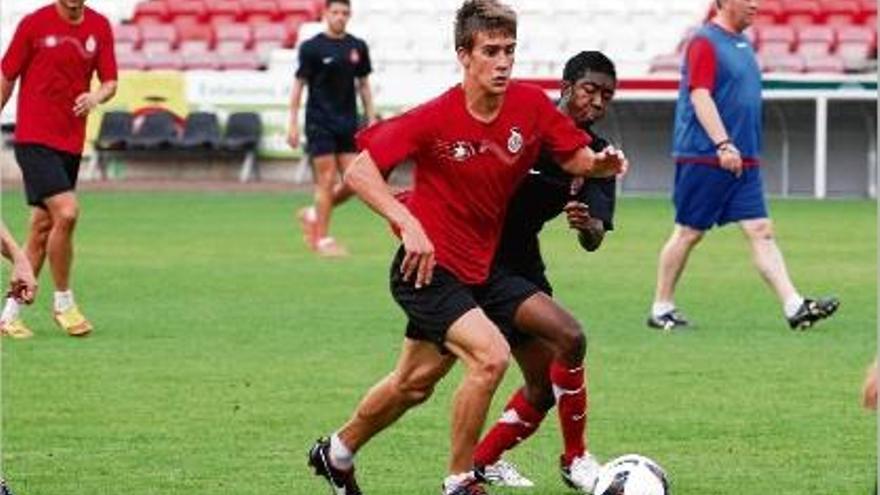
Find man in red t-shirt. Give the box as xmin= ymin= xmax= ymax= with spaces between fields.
xmin=307 ymin=2 xmax=626 ymax=494
xmin=0 ymin=0 xmax=117 ymax=338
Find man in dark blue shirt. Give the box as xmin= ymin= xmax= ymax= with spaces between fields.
xmin=647 ymin=0 xmax=838 ymax=331
xmin=289 ymin=0 xmax=376 ymax=257
xmin=475 ymin=50 xmax=619 ymax=491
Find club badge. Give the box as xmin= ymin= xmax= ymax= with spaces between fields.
xmin=85 ymin=35 xmax=97 ymax=53
xmin=349 ymin=48 xmax=360 ymax=65
xmin=45 ymin=35 xmax=58 ymax=48
xmin=507 ymin=127 xmax=523 ymax=154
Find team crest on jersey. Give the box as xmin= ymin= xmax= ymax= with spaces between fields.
xmin=349 ymin=48 xmax=360 ymax=64
xmin=45 ymin=35 xmax=58 ymax=48
xmin=85 ymin=35 xmax=97 ymax=53
xmin=450 ymin=141 xmax=476 ymax=162
xmin=507 ymin=127 xmax=523 ymax=154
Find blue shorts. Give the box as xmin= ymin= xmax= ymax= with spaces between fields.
xmin=673 ymin=163 xmax=768 ymax=231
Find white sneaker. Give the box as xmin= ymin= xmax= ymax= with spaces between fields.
xmin=482 ymin=458 xmax=534 ymax=488
xmin=561 ymin=453 xmax=601 ymax=493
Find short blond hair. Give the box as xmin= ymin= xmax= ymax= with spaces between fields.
xmin=454 ymin=0 xmax=517 ymax=51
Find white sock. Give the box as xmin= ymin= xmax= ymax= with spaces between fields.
xmin=443 ymin=472 xmax=474 ymax=494
xmin=0 ymin=297 xmax=20 ymax=323
xmin=784 ymin=295 xmax=805 ymax=318
xmin=54 ymin=290 xmax=75 ymax=313
xmin=652 ymin=301 xmax=675 ymax=318
xmin=329 ymin=433 xmax=354 ymax=470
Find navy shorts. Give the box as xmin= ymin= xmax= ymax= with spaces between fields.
xmin=389 ymin=247 xmax=541 ymax=351
xmin=15 ymin=144 xmax=81 ymax=207
xmin=305 ymin=122 xmax=357 ymax=157
xmin=673 ymin=163 xmax=768 ymax=231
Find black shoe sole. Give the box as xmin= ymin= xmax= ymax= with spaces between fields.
xmin=790 ymin=300 xmax=841 ymax=331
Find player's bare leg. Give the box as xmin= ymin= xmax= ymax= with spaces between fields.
xmin=740 ymin=218 xmax=839 ymax=329
xmin=442 ymin=308 xmax=510 ymax=493
xmin=649 ymin=224 xmax=703 ymax=329
xmin=312 ymin=154 xmax=347 ymax=257
xmin=0 ymin=208 xmax=50 ymax=338
xmin=41 ymin=192 xmax=90 ymax=336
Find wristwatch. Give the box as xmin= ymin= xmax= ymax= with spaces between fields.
xmin=715 ymin=139 xmax=739 ymax=155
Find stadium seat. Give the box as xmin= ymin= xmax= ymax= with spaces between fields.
xmin=222 ymin=112 xmax=262 ymax=151
xmin=207 ymin=0 xmax=242 ymax=24
xmin=821 ymin=0 xmax=862 ymax=26
xmin=168 ymin=0 xmax=207 ymax=26
xmin=147 ymin=51 xmax=185 ymax=70
xmin=221 ymin=50 xmax=264 ymax=70
xmin=133 ymin=1 xmax=169 ymax=24
xmin=140 ymin=24 xmax=178 ymax=54
xmin=796 ymin=25 xmax=836 ymax=56
xmin=836 ymin=25 xmax=877 ymax=61
xmin=859 ymin=0 xmax=877 ymax=24
xmin=114 ymin=24 xmax=142 ymax=52
xmin=278 ymin=0 xmax=320 ymax=19
xmin=177 ymin=22 xmax=214 ymax=54
xmin=755 ymin=0 xmax=784 ymax=25
xmin=252 ymin=23 xmax=292 ymax=56
xmin=215 ymin=23 xmax=253 ymax=53
xmin=117 ymin=51 xmax=149 ymax=70
xmin=242 ymin=0 xmax=281 ymax=24
xmin=804 ymin=54 xmax=846 ymax=72
xmin=95 ymin=111 xmax=134 ymax=151
xmin=783 ymin=0 xmax=822 ymax=25
xmin=179 ymin=112 xmax=222 ymax=149
xmin=130 ymin=111 xmax=180 ymax=149
xmin=183 ymin=51 xmax=223 ymax=70
xmin=762 ymin=53 xmax=806 ymax=72
xmin=758 ymin=25 xmax=796 ymax=55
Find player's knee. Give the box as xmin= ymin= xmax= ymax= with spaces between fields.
xmin=554 ymin=320 xmax=586 ymax=364
xmin=54 ymin=207 xmax=79 ymax=229
xmin=676 ymin=227 xmax=704 ymax=247
xmin=745 ymin=220 xmax=774 ymax=240
xmin=472 ymin=346 xmax=510 ymax=388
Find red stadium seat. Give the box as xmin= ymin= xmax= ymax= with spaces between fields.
xmin=242 ymin=0 xmax=281 ymax=24
xmin=755 ymin=0 xmax=784 ymax=25
xmin=278 ymin=0 xmax=319 ymax=19
xmin=134 ymin=1 xmax=170 ymax=24
xmin=114 ymin=24 xmax=142 ymax=52
xmin=859 ymin=0 xmax=877 ymax=24
xmin=147 ymin=51 xmax=185 ymax=70
xmin=836 ymin=25 xmax=877 ymax=61
xmin=821 ymin=0 xmax=862 ymax=26
xmin=804 ymin=54 xmax=846 ymax=72
xmin=207 ymin=0 xmax=243 ymax=24
xmin=783 ymin=0 xmax=823 ymax=25
xmin=117 ymin=51 xmax=149 ymax=70
xmin=168 ymin=1 xmax=207 ymax=26
xmin=140 ymin=24 xmax=179 ymax=54
xmin=215 ymin=23 xmax=254 ymax=53
xmin=184 ymin=51 xmax=223 ymax=70
xmin=758 ymin=25 xmax=796 ymax=55
xmin=796 ymin=25 xmax=836 ymax=56
xmin=221 ymin=50 xmax=264 ymax=70
xmin=177 ymin=22 xmax=214 ymax=54
xmin=761 ymin=53 xmax=806 ymax=72
xmin=253 ymin=23 xmax=293 ymax=52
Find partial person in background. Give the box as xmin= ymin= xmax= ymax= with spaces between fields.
xmin=863 ymin=358 xmax=877 ymax=410
xmin=0 ymin=0 xmax=117 ymax=338
xmin=647 ymin=0 xmax=838 ymax=331
xmin=1 ymin=222 xmax=39 ymax=338
xmin=288 ymin=0 xmax=377 ymax=257
xmin=474 ymin=50 xmax=619 ymax=492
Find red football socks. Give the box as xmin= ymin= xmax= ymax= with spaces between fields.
xmin=551 ymin=361 xmax=587 ymax=466
xmin=473 ymin=388 xmax=547 ymax=467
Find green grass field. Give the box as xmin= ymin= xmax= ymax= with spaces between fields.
xmin=0 ymin=190 xmax=875 ymax=495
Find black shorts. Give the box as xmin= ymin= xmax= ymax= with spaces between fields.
xmin=389 ymin=247 xmax=541 ymax=350
xmin=305 ymin=122 xmax=357 ymax=157
xmin=15 ymin=143 xmax=81 ymax=207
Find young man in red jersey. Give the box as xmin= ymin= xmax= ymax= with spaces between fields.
xmin=0 ymin=0 xmax=117 ymax=338
xmin=307 ymin=2 xmax=626 ymax=494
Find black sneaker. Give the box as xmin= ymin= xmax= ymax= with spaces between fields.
xmin=308 ymin=437 xmax=362 ymax=495
xmin=787 ymin=297 xmax=840 ymax=330
xmin=0 ymin=478 xmax=12 ymax=495
xmin=443 ymin=477 xmax=488 ymax=495
xmin=647 ymin=309 xmax=690 ymax=331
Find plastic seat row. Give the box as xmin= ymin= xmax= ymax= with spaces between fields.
xmin=96 ymin=111 xmax=261 ymax=151
xmin=115 ymin=22 xmax=297 ymax=55
xmin=117 ymin=50 xmax=264 ymax=70
xmin=754 ymin=0 xmax=877 ymax=26
xmin=752 ymin=24 xmax=876 ymax=60
xmin=649 ymin=51 xmax=874 ymax=74
xmin=132 ymin=0 xmax=321 ymax=25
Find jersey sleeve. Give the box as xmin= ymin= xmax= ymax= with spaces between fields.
xmin=356 ymin=103 xmax=432 ymax=175
xmin=534 ymin=89 xmax=591 ymax=163
xmin=294 ymin=41 xmax=314 ymax=80
xmin=1 ymin=15 xmax=34 ymax=81
xmin=578 ymin=177 xmax=616 ymax=230
xmin=355 ymin=39 xmax=372 ymax=78
xmin=686 ymin=36 xmax=716 ymax=92
xmin=96 ymin=18 xmax=118 ymax=82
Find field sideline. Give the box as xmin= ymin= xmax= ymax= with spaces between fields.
xmin=0 ymin=190 xmax=875 ymax=495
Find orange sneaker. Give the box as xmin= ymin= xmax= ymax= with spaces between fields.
xmin=54 ymin=305 xmax=93 ymax=337
xmin=0 ymin=318 xmax=33 ymax=339
xmin=297 ymin=206 xmax=318 ymax=250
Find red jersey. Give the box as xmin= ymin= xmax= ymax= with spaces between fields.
xmin=357 ymin=82 xmax=590 ymax=284
xmin=1 ymin=5 xmax=117 ymax=155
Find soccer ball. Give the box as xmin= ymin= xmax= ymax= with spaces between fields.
xmin=593 ymin=454 xmax=669 ymax=495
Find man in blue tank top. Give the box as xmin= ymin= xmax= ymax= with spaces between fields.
xmin=647 ymin=0 xmax=839 ymax=331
